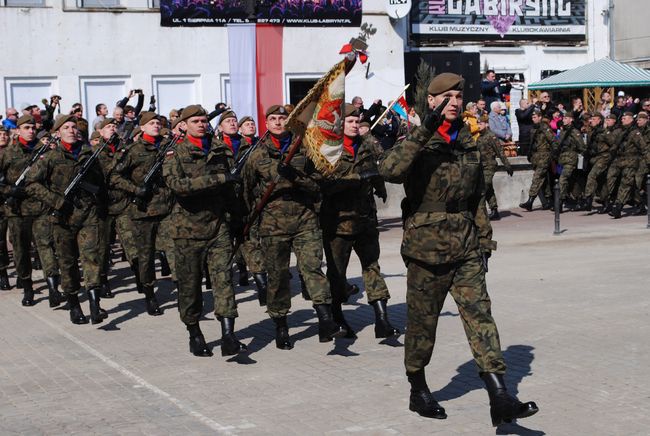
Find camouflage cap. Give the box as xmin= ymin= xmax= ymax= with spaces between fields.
xmin=359 ymin=121 xmax=370 ymax=128
xmin=637 ymin=112 xmax=648 ymax=119
xmin=623 ymin=111 xmax=635 ymax=118
xmin=238 ymin=115 xmax=254 ymax=127
xmin=218 ymin=110 xmax=237 ymax=125
xmin=98 ymin=118 xmax=117 ymax=130
xmin=17 ymin=115 xmax=36 ymax=127
xmin=177 ymin=105 xmax=207 ymax=124
xmin=90 ymin=131 xmax=101 ymax=141
xmin=427 ymin=73 xmax=465 ymax=95
xmin=265 ymin=105 xmax=288 ymax=118
xmin=139 ymin=111 xmax=160 ymax=126
xmin=51 ymin=114 xmax=77 ymax=132
xmin=344 ymin=103 xmax=360 ymax=118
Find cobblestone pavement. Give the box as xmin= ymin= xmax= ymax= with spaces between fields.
xmin=1 ymin=209 xmax=649 ymax=435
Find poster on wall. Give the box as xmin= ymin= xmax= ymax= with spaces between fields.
xmin=410 ymin=0 xmax=586 ymax=43
xmin=160 ymin=0 xmax=362 ymax=27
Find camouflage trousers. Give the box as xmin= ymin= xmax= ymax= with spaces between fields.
xmin=133 ymin=218 xmax=164 ymax=288
xmin=607 ymin=159 xmax=639 ymax=204
xmin=634 ymin=167 xmax=649 ymax=204
xmin=483 ymin=168 xmax=498 ymax=210
xmin=238 ymin=224 xmax=265 ymax=274
xmin=8 ymin=215 xmax=59 ymax=280
xmin=261 ymin=228 xmax=331 ymax=318
xmin=173 ymin=224 xmax=237 ymax=326
xmin=323 ymin=227 xmax=390 ymax=305
xmin=113 ymin=213 xmax=139 ymax=266
xmin=404 ymin=257 xmax=506 ymax=376
xmin=528 ymin=153 xmax=552 ymax=197
xmin=52 ymin=222 xmax=101 ymax=296
xmin=585 ymin=157 xmax=609 ymax=198
xmin=0 ymin=215 xmax=9 ymax=270
xmin=559 ymin=162 xmax=577 ymax=201
xmin=157 ymin=214 xmax=177 ymax=281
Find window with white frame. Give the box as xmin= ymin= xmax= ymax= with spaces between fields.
xmin=4 ymin=77 xmax=55 ymax=112
xmin=152 ymin=76 xmax=200 ymax=119
xmin=79 ymin=76 xmax=130 ymax=121
xmin=3 ymin=0 xmax=46 ymax=6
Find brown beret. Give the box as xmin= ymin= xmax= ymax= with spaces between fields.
xmin=265 ymin=105 xmax=288 ymax=118
xmin=98 ymin=118 xmax=117 ymax=130
xmin=90 ymin=131 xmax=101 ymax=141
xmin=0 ymin=125 xmax=7 ymax=132
xmin=218 ymin=110 xmax=237 ymax=125
xmin=238 ymin=116 xmax=254 ymax=127
xmin=17 ymin=115 xmax=36 ymax=127
xmin=344 ymin=103 xmax=361 ymax=118
xmin=623 ymin=111 xmax=635 ymax=118
xmin=359 ymin=121 xmax=370 ymax=128
xmin=139 ymin=111 xmax=160 ymax=126
xmin=562 ymin=112 xmax=574 ymax=119
xmin=427 ymin=73 xmax=465 ymax=95
xmin=131 ymin=126 xmax=142 ymax=138
xmin=590 ymin=112 xmax=604 ymax=119
xmin=637 ymin=112 xmax=648 ymax=119
xmin=177 ymin=105 xmax=207 ymax=124
xmin=51 ymin=114 xmax=77 ymax=133
xmin=606 ymin=114 xmax=618 ymax=120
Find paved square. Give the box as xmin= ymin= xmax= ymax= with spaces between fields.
xmin=1 ymin=210 xmax=649 ymax=435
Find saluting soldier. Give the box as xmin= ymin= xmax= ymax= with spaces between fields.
xmin=320 ymin=103 xmax=398 ymax=339
xmin=242 ymin=105 xmax=346 ymax=350
xmin=26 ymin=114 xmax=107 ymax=325
xmin=556 ymin=112 xmax=587 ymax=211
xmin=379 ymin=73 xmax=538 ymax=425
xmin=162 ymin=105 xmax=246 ymax=358
xmin=0 ymin=115 xmax=61 ymax=306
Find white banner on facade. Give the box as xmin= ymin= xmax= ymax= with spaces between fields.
xmin=227 ymin=24 xmax=258 ymax=126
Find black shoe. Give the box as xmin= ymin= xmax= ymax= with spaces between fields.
xmin=131 ymin=259 xmax=144 ymax=294
xmin=633 ymin=204 xmax=647 ymax=216
xmin=332 ymin=303 xmax=356 ymax=339
xmin=99 ymin=274 xmax=114 ymax=299
xmin=580 ymin=196 xmax=593 ymax=212
xmin=488 ymin=208 xmax=501 ymax=220
xmin=21 ymin=279 xmax=34 ymax=307
xmin=87 ymin=288 xmax=108 ymax=325
xmin=539 ymin=194 xmax=552 ymax=210
xmin=46 ymin=276 xmax=63 ymax=308
xmin=0 ymin=269 xmax=10 ymax=290
xmin=158 ymin=251 xmax=171 ymax=276
xmin=187 ymin=324 xmax=213 ymax=357
xmin=599 ymin=200 xmax=612 ymax=214
xmin=610 ymin=203 xmax=623 ymax=219
xmin=237 ymin=262 xmax=249 ymax=286
xmin=253 ymin=272 xmax=268 ymax=306
xmin=67 ymin=293 xmax=88 ymax=325
xmin=314 ymin=304 xmax=347 ymax=342
xmin=272 ymin=316 xmax=293 ymax=350
xmin=300 ymin=274 xmax=311 ymax=301
xmin=371 ymin=299 xmax=399 ymax=338
xmin=344 ymin=283 xmax=360 ymax=302
xmin=409 ymin=390 xmax=447 ymax=419
xmin=480 ymin=372 xmax=538 ymax=427
xmin=143 ymin=285 xmax=163 ymax=316
xmin=220 ymin=318 xmax=247 ymax=356
xmin=519 ymin=197 xmax=534 ymax=211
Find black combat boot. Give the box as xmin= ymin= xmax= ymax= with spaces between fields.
xmin=633 ymin=203 xmax=647 ymax=216
xmin=67 ymin=293 xmax=88 ymax=325
xmin=142 ymin=285 xmax=163 ymax=316
xmin=314 ymin=304 xmax=347 ymax=342
xmin=599 ymin=199 xmax=612 ymax=214
xmin=488 ymin=208 xmax=501 ymax=220
xmin=273 ymin=316 xmax=293 ymax=350
xmin=87 ymin=287 xmax=108 ymax=325
xmin=187 ymin=323 xmax=213 ymax=357
xmin=237 ymin=261 xmax=249 ymax=286
xmin=609 ymin=202 xmax=623 ymax=218
xmin=581 ymin=196 xmax=593 ymax=211
xmin=100 ymin=274 xmax=114 ymax=299
xmin=157 ymin=251 xmax=171 ymax=276
xmin=344 ymin=282 xmax=360 ymax=301
xmin=408 ymin=369 xmax=447 ymax=419
xmin=219 ymin=318 xmax=247 ymax=356
xmin=331 ymin=302 xmax=356 ymax=339
xmin=300 ymin=274 xmax=311 ymax=300
xmin=480 ymin=372 xmax=538 ymax=427
xmin=539 ymin=193 xmax=552 ymax=210
xmin=252 ymin=272 xmax=268 ymax=306
xmin=131 ymin=259 xmax=144 ymax=294
xmin=46 ymin=276 xmax=63 ymax=308
xmin=21 ymin=279 xmax=34 ymax=307
xmin=519 ymin=197 xmax=535 ymax=211
xmin=0 ymin=269 xmax=10 ymax=290
xmin=371 ymin=299 xmax=399 ymax=338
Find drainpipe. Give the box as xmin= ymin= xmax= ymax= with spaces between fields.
xmin=608 ymin=0 xmax=615 ymax=60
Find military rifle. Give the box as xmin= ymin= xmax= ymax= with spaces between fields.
xmin=133 ymin=129 xmax=186 ymax=211
xmin=5 ymin=139 xmax=53 ymax=213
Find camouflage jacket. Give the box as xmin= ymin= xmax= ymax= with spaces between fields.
xmin=378 ymin=122 xmax=495 ymax=266
xmin=476 ymin=130 xmax=511 ymax=173
xmin=320 ymin=134 xmax=385 ymax=236
xmin=586 ymin=125 xmax=610 ymax=161
xmin=0 ymin=141 xmax=49 ymax=217
xmin=612 ymin=126 xmax=645 ymax=167
xmin=112 ymin=136 xmax=173 ymax=219
xmin=530 ymin=122 xmax=558 ymax=162
xmin=162 ymin=135 xmax=239 ymax=240
xmin=557 ymin=126 xmax=586 ymax=166
xmin=93 ymin=139 xmax=131 ymax=216
xmin=25 ymin=142 xmax=105 ymax=227
xmin=638 ymin=126 xmax=650 ymax=170
xmin=242 ymin=133 xmax=322 ymax=238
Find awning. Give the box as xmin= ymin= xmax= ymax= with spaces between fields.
xmin=528 ymin=58 xmax=650 ymax=90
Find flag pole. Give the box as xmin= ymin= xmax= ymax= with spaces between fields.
xmin=370 ymin=83 xmax=410 ymax=131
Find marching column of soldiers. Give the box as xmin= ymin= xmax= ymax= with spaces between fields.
xmin=0 ymin=71 xmax=542 ymax=427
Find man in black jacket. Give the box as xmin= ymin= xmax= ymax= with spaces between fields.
xmin=515 ymin=98 xmax=535 ymax=156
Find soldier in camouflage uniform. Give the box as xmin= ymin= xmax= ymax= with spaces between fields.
xmin=320 ymin=104 xmax=398 ymax=340
xmin=0 ymin=126 xmax=11 ymax=290
xmin=0 ymin=115 xmax=61 ymax=307
xmin=26 ymin=114 xmax=107 ymax=325
xmin=556 ymin=112 xmax=587 ymax=211
xmin=607 ymin=112 xmax=648 ymax=218
xmin=162 ymin=105 xmax=246 ymax=358
xmin=113 ymin=112 xmax=174 ymax=316
xmin=633 ymin=112 xmax=650 ymax=215
xmin=580 ymin=113 xmax=617 ymax=211
xmin=519 ymin=110 xmax=558 ymax=211
xmin=242 ymin=105 xmax=346 ymax=350
xmin=476 ymin=115 xmax=513 ymax=220
xmin=378 ymin=73 xmax=537 ymax=425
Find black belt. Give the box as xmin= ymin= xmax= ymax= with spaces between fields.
xmin=417 ymin=200 xmax=470 ymax=213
